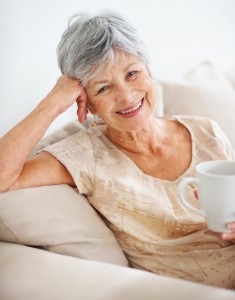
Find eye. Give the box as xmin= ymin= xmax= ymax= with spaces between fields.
xmin=127 ymin=70 xmax=138 ymax=79
xmin=97 ymin=85 xmax=109 ymax=95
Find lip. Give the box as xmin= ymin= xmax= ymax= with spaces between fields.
xmin=116 ymin=99 xmax=142 ymax=114
xmin=116 ymin=98 xmax=144 ymax=118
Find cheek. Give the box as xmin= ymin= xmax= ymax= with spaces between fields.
xmin=87 ymin=93 xmax=102 ymax=112
xmin=90 ymin=98 xmax=109 ymax=116
xmin=137 ymin=73 xmax=153 ymax=89
xmin=142 ymin=80 xmax=157 ymax=111
xmin=138 ymin=78 xmax=155 ymax=99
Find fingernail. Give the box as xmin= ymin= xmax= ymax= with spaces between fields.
xmin=221 ymin=233 xmax=226 ymax=239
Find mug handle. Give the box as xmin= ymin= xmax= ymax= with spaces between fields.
xmin=178 ymin=177 xmax=206 ymax=217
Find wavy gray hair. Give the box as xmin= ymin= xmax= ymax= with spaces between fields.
xmin=57 ymin=11 xmax=149 ymax=86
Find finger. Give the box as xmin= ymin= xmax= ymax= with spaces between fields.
xmin=221 ymin=232 xmax=235 ymax=241
xmin=77 ymin=99 xmax=87 ymax=123
xmin=77 ymin=106 xmax=88 ymax=123
xmin=76 ymin=89 xmax=88 ymax=123
xmin=227 ymin=222 xmax=235 ymax=231
xmin=189 ymin=184 xmax=198 ymax=199
xmin=221 ymin=222 xmax=235 ymax=241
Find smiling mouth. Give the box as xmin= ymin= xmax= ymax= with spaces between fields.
xmin=116 ymin=98 xmax=144 ymax=115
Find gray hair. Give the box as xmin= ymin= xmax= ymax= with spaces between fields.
xmin=57 ymin=11 xmax=149 ymax=86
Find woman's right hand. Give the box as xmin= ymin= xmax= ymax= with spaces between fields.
xmin=44 ymin=75 xmax=88 ymax=123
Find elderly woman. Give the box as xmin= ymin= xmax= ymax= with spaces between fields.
xmin=0 ymin=12 xmax=234 ymax=288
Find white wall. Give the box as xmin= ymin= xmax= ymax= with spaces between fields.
xmin=1 ymin=0 xmax=235 ymax=136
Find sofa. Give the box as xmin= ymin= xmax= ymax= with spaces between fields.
xmin=0 ymin=62 xmax=235 ymax=300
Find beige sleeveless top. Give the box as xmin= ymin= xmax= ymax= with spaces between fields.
xmin=45 ymin=116 xmax=235 ymax=289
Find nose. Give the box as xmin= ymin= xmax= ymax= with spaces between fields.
xmin=114 ymin=82 xmax=133 ymax=103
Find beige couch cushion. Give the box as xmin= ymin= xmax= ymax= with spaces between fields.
xmin=0 ymin=185 xmax=128 ymax=266
xmin=1 ymin=242 xmax=234 ymax=300
xmin=160 ymin=62 xmax=235 ymax=148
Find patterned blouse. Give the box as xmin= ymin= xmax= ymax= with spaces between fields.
xmin=44 ymin=115 xmax=235 ymax=289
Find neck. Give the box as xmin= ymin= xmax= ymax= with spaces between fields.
xmin=106 ymin=117 xmax=166 ymax=155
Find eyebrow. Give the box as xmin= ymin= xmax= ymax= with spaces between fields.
xmin=92 ymin=62 xmax=140 ymax=86
xmin=92 ymin=79 xmax=109 ymax=86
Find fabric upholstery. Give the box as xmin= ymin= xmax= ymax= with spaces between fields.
xmin=160 ymin=62 xmax=235 ymax=148
xmin=0 ymin=242 xmax=234 ymax=300
xmin=0 ymin=185 xmax=128 ymax=266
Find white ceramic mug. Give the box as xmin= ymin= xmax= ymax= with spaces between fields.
xmin=178 ymin=160 xmax=235 ymax=232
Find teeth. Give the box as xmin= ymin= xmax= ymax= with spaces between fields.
xmin=119 ymin=100 xmax=142 ymax=114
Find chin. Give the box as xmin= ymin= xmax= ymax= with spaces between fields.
xmin=118 ymin=115 xmax=154 ymax=132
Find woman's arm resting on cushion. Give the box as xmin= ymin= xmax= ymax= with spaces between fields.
xmin=10 ymin=152 xmax=75 ymax=190
xmin=0 ymin=76 xmax=87 ymax=191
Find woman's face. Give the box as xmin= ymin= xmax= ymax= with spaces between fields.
xmin=86 ymin=52 xmax=156 ymax=132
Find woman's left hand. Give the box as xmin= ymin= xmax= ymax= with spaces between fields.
xmin=221 ymin=222 xmax=235 ymax=242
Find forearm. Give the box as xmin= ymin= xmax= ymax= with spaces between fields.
xmin=0 ymin=97 xmax=59 ymax=190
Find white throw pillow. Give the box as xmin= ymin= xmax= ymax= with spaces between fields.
xmin=160 ymin=61 xmax=235 ymax=148
xmin=30 ymin=117 xmax=89 ymax=158
xmin=0 ymin=185 xmax=128 ymax=266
